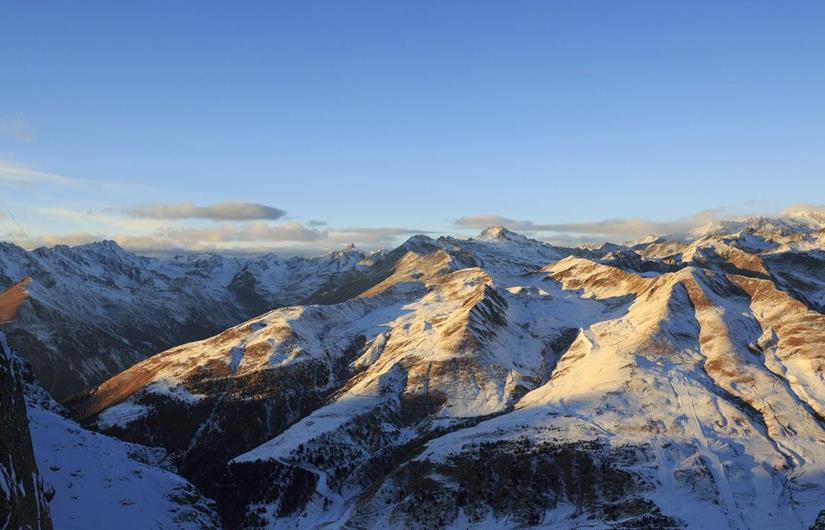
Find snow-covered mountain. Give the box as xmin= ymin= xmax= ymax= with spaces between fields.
xmin=0 ymin=241 xmax=371 ymax=399
xmin=65 ymin=213 xmax=825 ymax=529
xmin=2 ymin=282 xmax=221 ymax=530
xmin=25 ymin=374 xmax=221 ymax=530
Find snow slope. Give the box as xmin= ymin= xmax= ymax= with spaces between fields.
xmin=69 ymin=213 xmax=825 ymax=529
xmin=0 ymin=241 xmax=370 ymax=399
xmin=2 ymin=311 xmax=220 ymax=529
xmin=27 ymin=394 xmax=220 ymax=530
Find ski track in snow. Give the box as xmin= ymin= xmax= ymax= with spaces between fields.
xmin=669 ymin=373 xmax=745 ymax=530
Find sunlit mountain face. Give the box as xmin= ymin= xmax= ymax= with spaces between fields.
xmin=5 ymin=211 xmax=825 ymax=529
xmin=4 ymin=0 xmax=825 ymax=527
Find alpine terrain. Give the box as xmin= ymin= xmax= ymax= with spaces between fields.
xmin=4 ymin=210 xmax=825 ymax=529
xmin=0 ymin=241 xmax=372 ymax=399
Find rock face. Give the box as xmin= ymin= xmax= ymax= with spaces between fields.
xmin=0 ymin=241 xmax=371 ymax=399
xmin=0 ymin=277 xmax=30 ymax=324
xmin=28 ymin=211 xmax=825 ymax=528
xmin=0 ymin=330 xmax=52 ymax=530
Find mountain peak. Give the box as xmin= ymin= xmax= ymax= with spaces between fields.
xmin=325 ymin=243 xmax=362 ymax=261
xmin=75 ymin=239 xmax=127 ymax=254
xmin=780 ymin=205 xmax=825 ymax=226
xmin=476 ymin=225 xmax=531 ymax=243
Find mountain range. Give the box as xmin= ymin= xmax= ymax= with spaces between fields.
xmin=4 ymin=210 xmax=825 ymax=529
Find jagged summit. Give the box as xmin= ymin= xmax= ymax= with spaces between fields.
xmin=781 ymin=205 xmax=825 ymax=225
xmin=77 ymin=238 xmax=125 ymax=251
xmin=59 ymin=213 xmax=825 ymax=529
xmin=476 ymin=225 xmax=534 ymax=243
xmin=0 ymin=241 xmax=369 ymax=398
xmin=397 ymin=233 xmax=440 ymax=255
xmin=40 ymin=238 xmax=127 ymax=255
xmin=6 ymin=211 xmax=825 ymax=528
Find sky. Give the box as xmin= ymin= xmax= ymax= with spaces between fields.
xmin=1 ymin=1 xmax=824 ymax=255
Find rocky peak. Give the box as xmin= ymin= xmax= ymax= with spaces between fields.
xmin=781 ymin=206 xmax=825 ymax=227
xmin=476 ymin=225 xmax=532 ymax=243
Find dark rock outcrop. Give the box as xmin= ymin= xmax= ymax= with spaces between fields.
xmin=0 ymin=330 xmax=53 ymax=530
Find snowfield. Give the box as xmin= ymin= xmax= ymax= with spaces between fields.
xmin=10 ymin=210 xmax=825 ymax=529
xmin=28 ymin=400 xmax=221 ymax=530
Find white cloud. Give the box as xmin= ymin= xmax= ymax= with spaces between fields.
xmin=325 ymin=227 xmax=431 ymax=245
xmin=37 ymin=207 xmax=167 ymax=233
xmin=0 ymin=160 xmax=78 ymax=187
xmin=126 ymin=202 xmax=286 ymax=221
xmin=14 ymin=232 xmax=101 ymax=249
xmin=157 ymin=221 xmax=325 ymax=244
xmin=11 ymin=224 xmax=326 ymax=254
xmin=10 ymin=218 xmax=432 ymax=256
xmin=780 ymin=204 xmax=825 ymax=218
xmin=455 ymin=209 xmax=726 ymax=242
xmin=0 ymin=160 xmax=148 ymax=195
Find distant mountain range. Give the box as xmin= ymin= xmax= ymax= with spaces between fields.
xmin=4 ymin=210 xmax=825 ymax=528
xmin=0 ymin=240 xmax=375 ymax=399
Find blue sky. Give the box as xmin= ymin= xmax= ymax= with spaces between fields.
xmin=1 ymin=1 xmax=824 ymax=254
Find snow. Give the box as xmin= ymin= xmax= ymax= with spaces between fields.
xmin=58 ymin=216 xmax=825 ymax=529
xmin=408 ymin=263 xmax=825 ymax=529
xmin=0 ymin=239 xmax=370 ymax=398
xmin=145 ymin=379 xmax=205 ymax=404
xmin=233 ymin=392 xmax=388 ymax=464
xmin=96 ymin=401 xmax=150 ymax=429
xmin=28 ymin=397 xmax=219 ymax=529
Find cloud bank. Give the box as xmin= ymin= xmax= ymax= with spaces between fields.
xmin=126 ymin=202 xmax=286 ymax=221
xmin=11 ymin=208 xmax=428 ymax=256
xmin=780 ymin=204 xmax=825 ymax=218
xmin=15 ymin=202 xmax=824 ymax=257
xmin=455 ymin=209 xmax=725 ymax=242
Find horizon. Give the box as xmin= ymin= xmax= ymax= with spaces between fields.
xmin=2 ymin=2 xmax=825 ymax=254
xmin=7 ymin=5 xmax=825 ymax=530
xmin=4 ymin=204 xmax=825 ymax=258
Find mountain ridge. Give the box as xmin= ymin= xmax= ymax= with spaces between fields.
xmin=7 ymin=213 xmax=825 ymax=527
xmin=59 ymin=213 xmax=825 ymax=528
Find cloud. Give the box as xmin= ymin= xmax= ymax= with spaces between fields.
xmin=0 ymin=116 xmax=34 ymax=143
xmin=126 ymin=202 xmax=286 ymax=221
xmin=0 ymin=160 xmax=78 ymax=187
xmin=12 ymin=232 xmax=181 ymax=254
xmin=10 ymin=220 xmax=431 ymax=257
xmin=325 ymin=227 xmax=431 ymax=245
xmin=111 ymin=234 xmax=187 ymax=254
xmin=135 ymin=224 xmax=425 ymax=253
xmin=157 ymin=221 xmax=325 ymax=243
xmin=11 ymin=223 xmax=326 ymax=254
xmin=780 ymin=204 xmax=825 ymax=218
xmin=455 ymin=209 xmax=726 ymax=242
xmin=36 ymin=207 xmax=168 ymax=234
xmin=14 ymin=232 xmax=101 ymax=248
